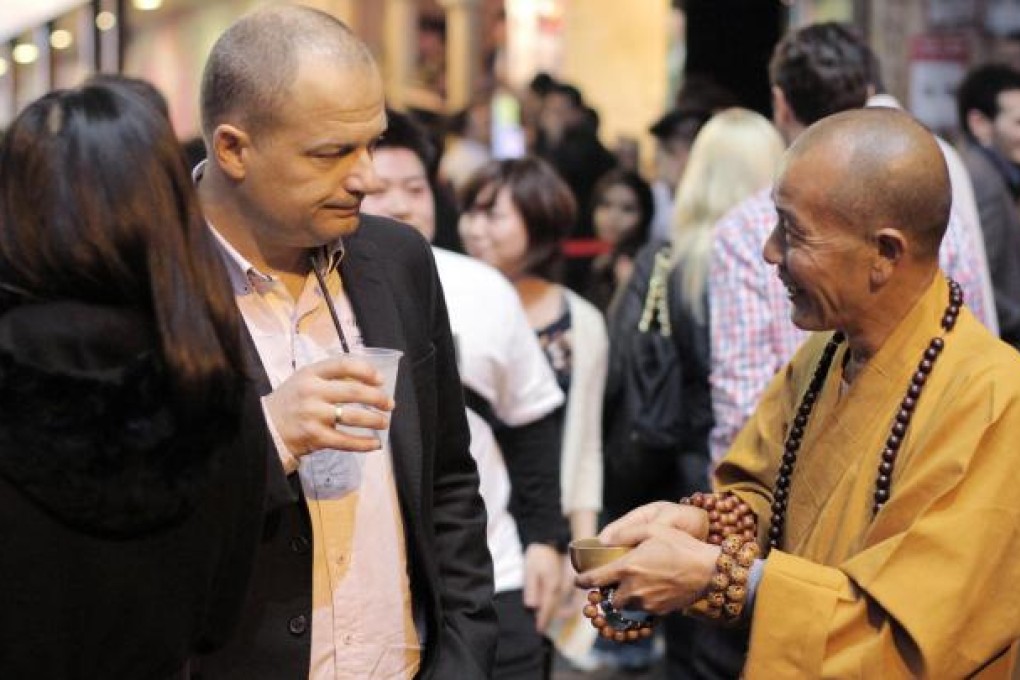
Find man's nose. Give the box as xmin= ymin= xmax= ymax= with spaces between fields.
xmin=347 ymin=148 xmax=384 ymax=195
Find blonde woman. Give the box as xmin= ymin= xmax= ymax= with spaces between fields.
xmin=602 ymin=107 xmax=784 ymax=674
xmin=669 ymin=107 xmax=788 ymax=324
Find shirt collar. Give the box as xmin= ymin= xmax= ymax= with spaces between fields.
xmin=194 ymin=160 xmax=346 ymax=294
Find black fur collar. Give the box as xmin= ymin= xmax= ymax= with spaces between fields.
xmin=0 ymin=302 xmax=235 ymax=536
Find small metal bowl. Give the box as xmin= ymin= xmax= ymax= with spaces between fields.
xmin=568 ymin=537 xmax=631 ymax=573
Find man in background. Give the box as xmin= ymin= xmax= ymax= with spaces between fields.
xmin=957 ymin=64 xmax=1020 ymax=349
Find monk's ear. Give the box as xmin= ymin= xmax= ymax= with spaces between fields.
xmin=210 ymin=124 xmax=252 ymax=181
xmin=870 ymin=227 xmax=906 ymax=287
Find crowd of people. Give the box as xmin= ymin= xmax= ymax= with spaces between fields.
xmin=1 ymin=4 xmax=1020 ymax=680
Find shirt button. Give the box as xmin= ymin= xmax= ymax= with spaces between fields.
xmin=289 ymin=535 xmax=311 ymax=554
xmin=343 ymin=634 xmax=354 ymax=645
xmin=288 ymin=615 xmax=308 ymax=636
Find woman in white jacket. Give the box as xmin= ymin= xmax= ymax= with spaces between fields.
xmin=459 ymin=157 xmax=607 ymax=666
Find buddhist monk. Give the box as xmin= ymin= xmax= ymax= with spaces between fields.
xmin=576 ymin=107 xmax=1020 ymax=678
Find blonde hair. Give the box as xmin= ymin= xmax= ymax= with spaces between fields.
xmin=670 ymin=107 xmax=786 ymax=323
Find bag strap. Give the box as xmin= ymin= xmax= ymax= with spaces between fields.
xmin=638 ymin=246 xmax=673 ymax=336
xmin=462 ymin=385 xmax=506 ymax=435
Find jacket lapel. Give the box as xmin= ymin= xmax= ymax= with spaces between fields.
xmin=340 ymin=234 xmax=423 ymax=516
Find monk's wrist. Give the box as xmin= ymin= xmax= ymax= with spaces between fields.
xmin=684 ymin=535 xmax=759 ymax=624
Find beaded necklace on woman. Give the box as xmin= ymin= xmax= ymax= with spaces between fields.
xmin=764 ymin=278 xmax=964 ymax=555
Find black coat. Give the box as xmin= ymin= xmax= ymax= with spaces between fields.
xmin=196 ymin=216 xmax=498 ymax=679
xmin=0 ymin=301 xmax=268 ymax=679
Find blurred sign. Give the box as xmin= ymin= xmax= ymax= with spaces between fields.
xmin=909 ymin=33 xmax=969 ymax=133
xmin=926 ymin=0 xmax=977 ymax=27
xmin=985 ymin=0 xmax=1020 ymax=35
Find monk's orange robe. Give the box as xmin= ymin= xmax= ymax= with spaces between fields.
xmin=716 ymin=275 xmax=1020 ymax=678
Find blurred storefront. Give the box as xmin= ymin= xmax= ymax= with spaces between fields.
xmin=0 ymin=0 xmax=670 ymax=161
xmin=793 ymin=0 xmax=1019 ymax=138
xmin=2 ymin=1 xmax=1018 ymax=147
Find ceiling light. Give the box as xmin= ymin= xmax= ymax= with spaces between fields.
xmin=96 ymin=11 xmax=117 ymax=31
xmin=50 ymin=29 xmax=74 ymax=50
xmin=133 ymin=0 xmax=163 ymax=9
xmin=12 ymin=43 xmax=39 ymax=65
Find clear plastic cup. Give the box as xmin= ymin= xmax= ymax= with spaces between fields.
xmin=328 ymin=346 xmax=402 ymax=449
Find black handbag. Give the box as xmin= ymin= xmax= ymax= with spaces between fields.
xmin=622 ymin=246 xmax=685 ymax=449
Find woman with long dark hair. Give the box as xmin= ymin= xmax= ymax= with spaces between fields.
xmin=0 ymin=79 xmax=266 ymax=677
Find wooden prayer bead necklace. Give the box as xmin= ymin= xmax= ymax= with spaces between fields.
xmin=766 ymin=279 xmax=962 ymax=555
xmin=582 ymin=588 xmax=655 ymax=642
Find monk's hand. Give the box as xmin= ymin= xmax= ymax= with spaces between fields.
xmin=600 ymin=501 xmax=709 ymax=545
xmin=575 ymin=524 xmax=719 ymax=616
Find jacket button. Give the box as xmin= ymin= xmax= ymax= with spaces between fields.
xmin=288 ymin=615 xmax=308 ymax=636
xmin=290 ymin=535 xmax=310 ymax=554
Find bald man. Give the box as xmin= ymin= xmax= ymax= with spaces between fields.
xmin=577 ymin=108 xmax=1020 ymax=678
xmin=192 ymin=6 xmax=495 ymax=679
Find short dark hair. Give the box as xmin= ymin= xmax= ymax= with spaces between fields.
xmin=674 ymin=73 xmax=739 ymax=112
xmin=649 ymin=108 xmax=713 ymax=146
xmin=0 ymin=81 xmax=243 ymax=418
xmin=957 ymin=64 xmax=1020 ymax=142
xmin=591 ymin=168 xmax=654 ymax=257
xmin=769 ymin=22 xmax=871 ymax=125
xmin=200 ymin=5 xmax=372 ymax=140
xmin=378 ymin=108 xmax=437 ymax=173
xmin=529 ymin=72 xmax=557 ymax=97
xmin=549 ymin=83 xmax=584 ymax=110
xmin=460 ymin=157 xmax=577 ymax=280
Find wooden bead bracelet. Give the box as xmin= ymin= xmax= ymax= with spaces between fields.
xmin=681 ymin=491 xmax=758 ymax=545
xmin=685 ymin=534 xmax=759 ymax=624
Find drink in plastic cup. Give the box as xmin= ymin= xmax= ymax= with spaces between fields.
xmin=328 ymin=346 xmax=402 ymax=449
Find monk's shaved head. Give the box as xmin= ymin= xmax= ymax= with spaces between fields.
xmin=200 ymin=4 xmax=376 ymax=140
xmin=784 ymin=108 xmax=951 ymax=261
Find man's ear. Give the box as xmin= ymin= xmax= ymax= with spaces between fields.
xmin=871 ymin=227 xmax=906 ymax=287
xmin=772 ymin=86 xmax=791 ymax=126
xmin=210 ymin=124 xmax=252 ymax=181
xmin=771 ymin=86 xmax=801 ymax=142
xmin=966 ymin=109 xmax=994 ymax=147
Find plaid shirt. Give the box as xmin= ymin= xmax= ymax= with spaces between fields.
xmin=708 ymin=187 xmax=994 ymax=462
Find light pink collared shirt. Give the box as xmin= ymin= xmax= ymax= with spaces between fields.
xmin=209 ymin=226 xmax=421 ymax=680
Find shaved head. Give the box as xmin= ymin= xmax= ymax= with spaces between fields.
xmin=784 ymin=108 xmax=951 ymax=261
xmin=200 ymin=4 xmax=377 ymax=141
